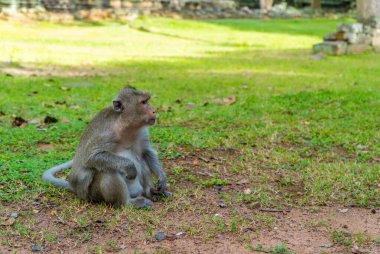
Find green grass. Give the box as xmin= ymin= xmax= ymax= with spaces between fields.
xmin=0 ymin=17 xmax=379 ymax=209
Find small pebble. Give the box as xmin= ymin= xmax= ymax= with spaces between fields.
xmin=155 ymin=232 xmax=165 ymax=241
xmin=175 ymin=232 xmax=184 ymax=237
xmin=371 ymin=209 xmax=376 ymax=214
xmin=10 ymin=213 xmax=18 ymax=218
xmin=32 ymin=245 xmax=43 ymax=252
xmin=219 ymin=202 xmax=227 ymax=208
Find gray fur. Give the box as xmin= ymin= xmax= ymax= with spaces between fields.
xmin=42 ymin=160 xmax=74 ymax=191
xmin=42 ymin=88 xmax=169 ymax=208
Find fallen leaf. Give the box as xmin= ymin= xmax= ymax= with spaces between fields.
xmin=44 ymin=116 xmax=58 ymax=124
xmin=243 ymin=188 xmax=252 ymax=195
xmin=191 ymin=160 xmax=199 ymax=166
xmin=351 ymin=244 xmax=370 ymax=254
xmin=338 ymin=208 xmax=348 ymax=213
xmin=236 ymin=179 xmax=249 ymax=185
xmin=37 ymin=143 xmax=54 ymax=150
xmin=12 ymin=116 xmax=27 ymax=127
xmin=222 ymin=95 xmax=236 ymax=105
xmin=198 ymin=156 xmax=210 ymax=163
xmin=1 ymin=217 xmax=16 ymax=226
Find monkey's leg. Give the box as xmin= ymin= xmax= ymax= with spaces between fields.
xmin=129 ymin=197 xmax=153 ymax=209
xmin=90 ymin=172 xmax=153 ymax=209
xmin=90 ymin=172 xmax=130 ymax=207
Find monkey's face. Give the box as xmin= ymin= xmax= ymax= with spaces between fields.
xmin=136 ymin=95 xmax=156 ymax=126
xmin=113 ymin=90 xmax=156 ymax=128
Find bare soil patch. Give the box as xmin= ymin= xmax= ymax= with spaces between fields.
xmin=1 ymin=200 xmax=378 ymax=253
xmin=1 ymin=150 xmax=378 ymax=253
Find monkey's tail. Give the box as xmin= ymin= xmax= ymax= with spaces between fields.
xmin=42 ymin=160 xmax=74 ymax=192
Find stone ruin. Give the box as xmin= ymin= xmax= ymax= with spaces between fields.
xmin=313 ymin=17 xmax=380 ymax=55
xmin=0 ymin=1 xmax=310 ymax=20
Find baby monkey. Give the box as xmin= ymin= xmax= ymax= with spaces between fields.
xmin=43 ymin=87 xmax=170 ymax=208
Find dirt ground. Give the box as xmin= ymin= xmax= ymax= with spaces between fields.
xmin=1 ymin=150 xmax=379 ymax=253
xmin=140 ymin=207 xmax=380 ymax=254
xmin=1 ymin=201 xmax=379 ymax=254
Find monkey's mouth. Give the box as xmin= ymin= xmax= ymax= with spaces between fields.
xmin=148 ymin=118 xmax=156 ymax=125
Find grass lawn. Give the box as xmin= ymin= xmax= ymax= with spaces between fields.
xmin=0 ymin=17 xmax=379 ymax=253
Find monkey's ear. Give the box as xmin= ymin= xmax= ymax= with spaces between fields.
xmin=112 ymin=100 xmax=123 ymax=113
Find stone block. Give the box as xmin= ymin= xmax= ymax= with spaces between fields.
xmin=369 ymin=16 xmax=380 ymax=28
xmin=313 ymin=41 xmax=347 ymax=55
xmin=372 ymin=35 xmax=380 ymax=47
xmin=344 ymin=33 xmax=369 ymax=44
xmin=363 ymin=25 xmax=372 ymax=35
xmin=338 ymin=23 xmax=363 ymax=33
xmin=346 ymin=44 xmax=371 ymax=54
xmin=324 ymin=31 xmax=345 ymax=41
xmin=240 ymin=6 xmax=252 ymax=15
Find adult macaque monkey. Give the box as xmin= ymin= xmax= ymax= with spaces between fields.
xmin=43 ymin=87 xmax=170 ymax=208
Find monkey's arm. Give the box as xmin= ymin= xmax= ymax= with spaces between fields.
xmin=87 ymin=151 xmax=137 ymax=179
xmin=143 ymin=148 xmax=167 ymax=192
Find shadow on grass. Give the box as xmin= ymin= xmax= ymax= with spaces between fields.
xmin=131 ymin=25 xmax=267 ymax=48
xmin=201 ymin=18 xmax=354 ymax=37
